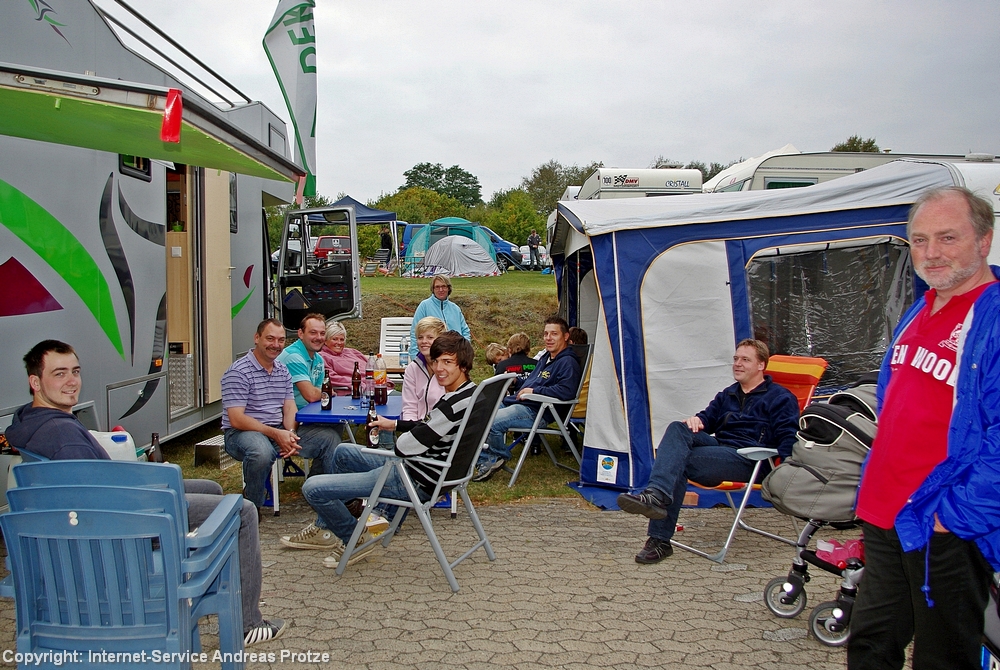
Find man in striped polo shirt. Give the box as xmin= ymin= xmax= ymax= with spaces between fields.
xmin=222 ymin=318 xmax=334 ymax=515
xmin=279 ymin=332 xmax=476 ymax=569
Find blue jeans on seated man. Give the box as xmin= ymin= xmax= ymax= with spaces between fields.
xmin=478 ymin=403 xmax=538 ymax=466
xmin=645 ymin=421 xmax=760 ymax=543
xmin=301 ymin=443 xmax=431 ymax=543
xmin=224 ymin=427 xmax=339 ymax=507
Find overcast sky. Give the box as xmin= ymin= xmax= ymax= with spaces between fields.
xmin=119 ymin=0 xmax=999 ymax=203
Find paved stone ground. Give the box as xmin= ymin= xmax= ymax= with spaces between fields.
xmin=0 ymin=498 xmax=863 ymax=669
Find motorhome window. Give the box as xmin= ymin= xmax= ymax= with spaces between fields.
xmin=747 ymin=242 xmax=912 ymax=387
xmin=119 ymin=155 xmax=152 ymax=182
xmin=763 ymin=178 xmax=817 ymax=190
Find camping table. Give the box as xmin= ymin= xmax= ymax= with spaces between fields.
xmin=296 ymin=395 xmax=403 ymax=443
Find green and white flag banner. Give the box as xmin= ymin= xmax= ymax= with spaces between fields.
xmin=263 ymin=0 xmax=317 ymax=196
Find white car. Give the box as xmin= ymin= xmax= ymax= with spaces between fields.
xmin=518 ymin=244 xmax=551 ymax=268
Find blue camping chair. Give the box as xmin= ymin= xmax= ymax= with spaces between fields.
xmin=1 ymin=461 xmax=244 ymax=669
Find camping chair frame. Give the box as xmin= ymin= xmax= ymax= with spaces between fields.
xmin=505 ymin=344 xmax=592 ymax=488
xmin=668 ymin=355 xmax=827 ymax=563
xmin=336 ymin=374 xmax=515 ymax=592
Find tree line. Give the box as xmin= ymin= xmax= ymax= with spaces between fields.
xmin=268 ymin=135 xmax=879 ymax=257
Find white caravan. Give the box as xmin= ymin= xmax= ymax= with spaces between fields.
xmin=577 ymin=168 xmax=703 ymax=200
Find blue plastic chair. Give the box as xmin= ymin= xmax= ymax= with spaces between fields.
xmin=2 ymin=461 xmax=245 ymax=668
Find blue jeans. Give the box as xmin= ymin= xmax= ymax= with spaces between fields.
xmin=224 ymin=427 xmax=339 ymax=507
xmin=183 ymin=480 xmax=263 ymax=632
xmin=645 ymin=421 xmax=759 ymax=542
xmin=481 ymin=403 xmax=538 ymax=463
xmin=301 ymin=443 xmax=430 ymax=543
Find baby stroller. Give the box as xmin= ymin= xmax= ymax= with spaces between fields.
xmin=760 ymin=383 xmax=878 ymax=646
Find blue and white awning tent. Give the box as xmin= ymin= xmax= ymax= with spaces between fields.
xmin=552 ymin=159 xmax=1000 ymax=494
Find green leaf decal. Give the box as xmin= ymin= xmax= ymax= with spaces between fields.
xmin=232 ymin=286 xmax=256 ymax=319
xmin=0 ymin=179 xmax=124 ymax=358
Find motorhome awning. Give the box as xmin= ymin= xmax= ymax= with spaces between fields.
xmin=0 ymin=63 xmax=303 ymax=183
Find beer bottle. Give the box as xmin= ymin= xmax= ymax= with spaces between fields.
xmin=149 ymin=432 xmax=164 ymax=463
xmin=351 ymin=361 xmax=362 ymax=399
xmin=320 ymin=372 xmax=332 ymax=410
xmin=366 ymin=404 xmax=379 ymax=448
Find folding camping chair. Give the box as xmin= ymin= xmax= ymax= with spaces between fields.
xmin=379 ymin=316 xmax=413 ymax=383
xmin=669 ymin=355 xmax=828 ymax=563
xmin=505 ymin=343 xmax=592 ymax=488
xmin=335 ymin=374 xmax=515 ymax=592
xmin=1 ymin=460 xmax=244 ymax=668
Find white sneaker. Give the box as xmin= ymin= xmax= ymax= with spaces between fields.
xmin=323 ymin=531 xmax=377 ymax=568
xmin=280 ymin=523 xmax=339 ymax=549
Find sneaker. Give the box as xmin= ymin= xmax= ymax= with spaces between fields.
xmin=635 ymin=537 xmax=673 ymax=564
xmin=244 ymin=618 xmax=287 ymax=647
xmin=365 ymin=513 xmax=390 ymax=535
xmin=323 ymin=531 xmax=378 ymax=568
xmin=280 ymin=523 xmax=339 ymax=549
xmin=472 ymin=456 xmax=506 ymax=482
xmin=617 ymin=490 xmax=669 ymax=520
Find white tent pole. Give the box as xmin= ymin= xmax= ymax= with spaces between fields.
xmin=611 ymin=232 xmax=632 ymax=488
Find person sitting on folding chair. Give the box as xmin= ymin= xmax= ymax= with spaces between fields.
xmin=617 ymin=339 xmax=799 ymax=564
xmin=472 ymin=316 xmax=581 ymax=482
xmin=279 ymin=332 xmax=477 ymax=569
xmin=6 ymin=340 xmax=287 ymax=646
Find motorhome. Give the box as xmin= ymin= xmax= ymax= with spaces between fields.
xmin=576 ymin=168 xmax=703 ymax=200
xmin=703 ymin=147 xmax=989 ymax=192
xmin=0 ymin=1 xmax=360 ymax=450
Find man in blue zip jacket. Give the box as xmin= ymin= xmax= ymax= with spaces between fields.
xmin=617 ymin=339 xmax=799 ymax=563
xmin=473 ymin=316 xmax=581 ymax=481
xmin=848 ymin=187 xmax=1000 ymax=670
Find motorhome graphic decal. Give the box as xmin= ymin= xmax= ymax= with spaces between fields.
xmin=0 ymin=178 xmax=124 ymax=357
xmin=100 ymin=174 xmax=137 ymax=364
xmin=121 ymin=293 xmax=166 ymax=419
xmin=232 ymin=265 xmax=256 ymax=318
xmin=0 ymin=256 xmax=62 ymax=316
xmin=27 ymin=0 xmax=70 ymax=45
xmin=100 ymin=173 xmax=170 ymax=419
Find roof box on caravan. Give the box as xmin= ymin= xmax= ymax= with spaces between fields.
xmin=577 ymin=168 xmax=703 ymax=200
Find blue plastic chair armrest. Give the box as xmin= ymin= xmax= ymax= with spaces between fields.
xmin=0 ymin=574 xmax=13 ymax=599
xmin=736 ymin=447 xmax=778 ymax=461
xmin=185 ymin=494 xmax=243 ymax=549
xmin=182 ymin=511 xmax=241 ymax=575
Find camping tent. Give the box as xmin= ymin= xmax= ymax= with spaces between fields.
xmin=404 ymin=218 xmax=497 ymax=276
xmin=422 ymin=236 xmax=500 ymax=277
xmin=552 ymin=159 xmax=1000 ymax=492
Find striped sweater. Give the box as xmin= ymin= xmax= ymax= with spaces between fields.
xmin=394 ymin=380 xmax=475 ymax=492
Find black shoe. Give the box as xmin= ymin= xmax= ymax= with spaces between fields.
xmin=344 ymin=498 xmax=364 ymax=519
xmin=635 ymin=537 xmax=673 ymax=564
xmin=617 ymin=490 xmax=669 ymax=520
xmin=530 ymin=440 xmax=542 ymax=456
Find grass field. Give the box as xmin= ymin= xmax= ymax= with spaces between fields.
xmin=165 ymin=270 xmax=581 ymax=505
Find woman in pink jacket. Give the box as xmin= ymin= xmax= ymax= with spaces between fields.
xmin=402 ymin=317 xmax=447 ymax=420
xmin=318 ymin=321 xmax=369 ymax=394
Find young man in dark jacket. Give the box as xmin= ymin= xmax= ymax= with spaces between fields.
xmin=6 ymin=340 xmax=286 ymax=647
xmin=617 ymin=339 xmax=799 ymax=564
xmin=473 ymin=316 xmax=581 ymax=481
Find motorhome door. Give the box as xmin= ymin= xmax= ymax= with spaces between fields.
xmin=276 ymin=207 xmax=361 ymax=329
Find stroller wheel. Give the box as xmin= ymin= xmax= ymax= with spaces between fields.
xmin=764 ymin=576 xmax=807 ymax=618
xmin=809 ymin=601 xmax=850 ymax=646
